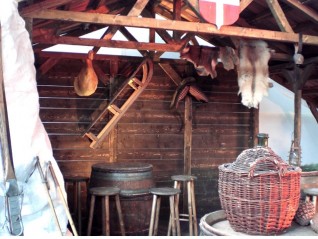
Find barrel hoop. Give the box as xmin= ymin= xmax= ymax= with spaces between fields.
xmin=91 ymin=171 xmax=152 ymax=181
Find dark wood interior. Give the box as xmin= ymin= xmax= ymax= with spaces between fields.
xmin=15 ymin=0 xmax=318 ymax=235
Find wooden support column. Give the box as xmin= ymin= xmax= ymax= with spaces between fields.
xmin=251 ymin=107 xmax=259 ymax=147
xmin=183 ymin=95 xmax=192 ymax=213
xmin=294 ymin=87 xmax=302 ymax=165
xmin=283 ymin=64 xmax=314 ymax=166
xmin=184 ymin=95 xmax=192 ymax=175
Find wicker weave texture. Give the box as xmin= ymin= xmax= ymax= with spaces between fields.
xmin=218 ymin=147 xmax=301 ymax=235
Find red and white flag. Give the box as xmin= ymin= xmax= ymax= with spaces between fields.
xmin=199 ymin=0 xmax=240 ymax=29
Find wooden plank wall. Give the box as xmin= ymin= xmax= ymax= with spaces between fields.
xmin=38 ymin=59 xmax=255 ymax=220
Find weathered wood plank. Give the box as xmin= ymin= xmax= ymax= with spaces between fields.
xmin=22 ymin=9 xmax=318 ymax=45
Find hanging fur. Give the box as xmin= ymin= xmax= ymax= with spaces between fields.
xmin=237 ymin=39 xmax=272 ymax=108
xmin=74 ymin=50 xmax=98 ymax=96
xmin=219 ymin=46 xmax=239 ymax=71
xmin=180 ymin=45 xmax=219 ymax=79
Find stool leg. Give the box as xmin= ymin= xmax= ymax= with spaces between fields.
xmin=76 ymin=182 xmax=82 ymax=235
xmin=169 ymin=195 xmax=177 ymax=236
xmin=149 ymin=195 xmax=157 ymax=236
xmin=190 ymin=180 xmax=198 ymax=236
xmin=115 ymin=194 xmax=126 ymax=236
xmin=153 ymin=196 xmax=161 ymax=236
xmin=87 ymin=195 xmax=95 ymax=236
xmin=104 ymin=196 xmax=110 ymax=236
xmin=168 ymin=181 xmax=181 ymax=236
xmin=187 ymin=181 xmax=193 ymax=236
xmin=174 ymin=194 xmax=181 ymax=236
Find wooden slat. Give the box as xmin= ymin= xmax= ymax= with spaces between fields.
xmin=22 ymin=9 xmax=318 ymax=45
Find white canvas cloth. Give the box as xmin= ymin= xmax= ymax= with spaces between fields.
xmin=0 ymin=0 xmax=68 ymax=236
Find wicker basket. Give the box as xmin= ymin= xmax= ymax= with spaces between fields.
xmin=218 ymin=147 xmax=302 ymax=235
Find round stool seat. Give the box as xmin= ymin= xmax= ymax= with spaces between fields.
xmin=149 ymin=187 xmax=180 ymax=196
xmin=304 ymin=188 xmax=318 ymax=196
xmin=64 ymin=175 xmax=89 ymax=182
xmin=171 ymin=175 xmax=197 ymax=182
xmin=89 ymin=187 xmax=120 ymax=196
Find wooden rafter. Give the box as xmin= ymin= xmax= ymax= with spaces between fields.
xmin=281 ymin=0 xmax=318 ymax=24
xmin=267 ymin=0 xmax=294 ymax=32
xmin=34 ymin=35 xmax=185 ymax=52
xmin=19 ymin=0 xmax=74 ymax=15
xmin=158 ymin=63 xmax=182 ymax=86
xmin=22 ymin=9 xmax=318 ymax=45
xmin=240 ymin=0 xmax=254 ymax=13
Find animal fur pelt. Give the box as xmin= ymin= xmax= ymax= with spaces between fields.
xmin=237 ymin=39 xmax=272 ymax=108
xmin=180 ymin=45 xmax=219 ymax=78
xmin=170 ymin=77 xmax=208 ymax=109
xmin=74 ymin=50 xmax=98 ymax=96
xmin=219 ymin=46 xmax=239 ymax=71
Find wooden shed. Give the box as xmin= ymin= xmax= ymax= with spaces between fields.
xmin=8 ymin=0 xmax=318 ymax=236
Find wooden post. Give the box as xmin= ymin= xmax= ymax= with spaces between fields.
xmin=183 ymin=95 xmax=192 ymax=213
xmin=294 ymin=86 xmax=302 ymax=166
xmin=283 ymin=64 xmax=314 ymax=166
xmin=184 ymin=95 xmax=192 ymax=175
xmin=251 ymin=107 xmax=259 ymax=147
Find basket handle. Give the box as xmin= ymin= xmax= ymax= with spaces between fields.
xmin=248 ymin=156 xmax=289 ymax=179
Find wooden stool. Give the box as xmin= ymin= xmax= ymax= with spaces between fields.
xmin=304 ymin=188 xmax=318 ymax=213
xmin=148 ymin=187 xmax=181 ymax=236
xmin=64 ymin=175 xmax=89 ymax=235
xmin=168 ymin=175 xmax=198 ymax=236
xmin=87 ymin=187 xmax=125 ymax=236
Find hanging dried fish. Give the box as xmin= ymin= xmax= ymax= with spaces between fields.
xmin=170 ymin=77 xmax=208 ymax=110
xmin=74 ymin=50 xmax=98 ymax=96
xmin=189 ymin=85 xmax=208 ymax=103
xmin=170 ymin=77 xmax=195 ymax=109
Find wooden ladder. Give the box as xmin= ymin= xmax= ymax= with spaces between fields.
xmin=83 ymin=58 xmax=153 ymax=149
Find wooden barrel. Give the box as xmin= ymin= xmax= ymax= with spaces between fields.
xmin=89 ymin=162 xmax=155 ymax=236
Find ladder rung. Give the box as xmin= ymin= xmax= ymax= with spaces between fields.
xmin=131 ymin=77 xmax=143 ymax=86
xmin=107 ymin=104 xmax=121 ymax=115
xmin=85 ymin=132 xmax=98 ymax=141
xmin=128 ymin=77 xmax=143 ymax=90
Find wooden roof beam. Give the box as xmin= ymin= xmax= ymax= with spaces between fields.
xmin=240 ymin=0 xmax=254 ymax=12
xmin=19 ymin=0 xmax=74 ymax=15
xmin=267 ymin=0 xmax=294 ymax=33
xmin=158 ymin=63 xmax=182 ymax=86
xmin=34 ymin=35 xmax=185 ymax=52
xmin=281 ymin=0 xmax=318 ymax=24
xmin=22 ymin=10 xmax=318 ymax=46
